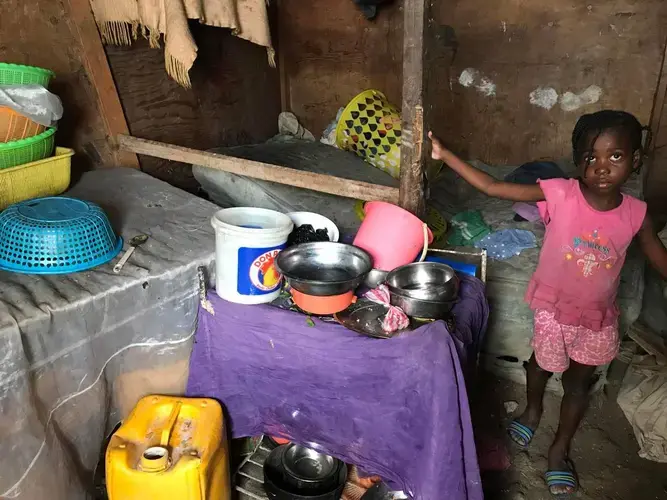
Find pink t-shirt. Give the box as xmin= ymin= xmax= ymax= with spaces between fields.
xmin=525 ymin=178 xmax=646 ymax=331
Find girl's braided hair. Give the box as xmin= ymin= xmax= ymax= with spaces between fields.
xmin=571 ymin=110 xmax=647 ymax=167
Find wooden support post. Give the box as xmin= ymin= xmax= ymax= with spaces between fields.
xmin=648 ymin=37 xmax=667 ymax=153
xmin=64 ymin=0 xmax=140 ymax=169
xmin=276 ymin=0 xmax=291 ymax=113
xmin=118 ymin=134 xmax=400 ymax=203
xmin=399 ymin=0 xmax=429 ymax=217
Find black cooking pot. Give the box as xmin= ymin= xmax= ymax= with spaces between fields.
xmin=264 ymin=444 xmax=347 ymax=500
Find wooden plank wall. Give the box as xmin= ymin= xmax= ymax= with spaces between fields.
xmin=646 ymin=41 xmax=667 ymax=224
xmin=277 ymin=0 xmax=404 ymax=138
xmin=2 ymin=4 xmax=280 ymax=191
xmin=435 ymin=0 xmax=667 ymax=164
xmin=279 ymin=0 xmax=667 ymax=166
xmin=0 ymin=0 xmax=115 ymax=172
xmin=106 ymin=22 xmax=281 ymax=192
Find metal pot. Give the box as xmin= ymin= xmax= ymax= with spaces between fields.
xmin=280 ymin=444 xmax=341 ymax=492
xmin=363 ymin=268 xmax=389 ymax=289
xmin=389 ymin=289 xmax=456 ymax=319
xmin=276 ymin=242 xmax=373 ymax=296
xmin=264 ymin=444 xmax=347 ymax=500
xmin=386 ymin=262 xmax=459 ymax=301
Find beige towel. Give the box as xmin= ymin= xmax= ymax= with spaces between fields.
xmin=89 ymin=0 xmax=275 ymax=88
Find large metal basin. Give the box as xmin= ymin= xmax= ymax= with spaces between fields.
xmin=389 ymin=290 xmax=456 ymax=319
xmin=276 ymin=242 xmax=373 ymax=296
xmin=386 ymin=262 xmax=459 ymax=301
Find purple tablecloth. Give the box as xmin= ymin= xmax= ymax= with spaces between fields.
xmin=187 ymin=276 xmax=487 ymax=500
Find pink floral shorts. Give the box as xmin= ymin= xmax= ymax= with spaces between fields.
xmin=531 ymin=309 xmax=619 ymax=373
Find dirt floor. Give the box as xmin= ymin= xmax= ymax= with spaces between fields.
xmin=473 ymin=372 xmax=667 ymax=500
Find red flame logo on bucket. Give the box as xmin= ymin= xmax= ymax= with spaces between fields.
xmin=249 ymin=249 xmax=281 ymax=291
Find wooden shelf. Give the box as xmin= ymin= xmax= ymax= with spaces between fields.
xmin=116 ymin=0 xmax=431 ymax=212
xmin=118 ymin=134 xmax=400 ymax=203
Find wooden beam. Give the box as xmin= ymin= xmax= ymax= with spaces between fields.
xmin=64 ymin=0 xmax=140 ymax=169
xmin=276 ymin=0 xmax=291 ymax=113
xmin=648 ymin=36 xmax=667 ymax=153
xmin=399 ymin=0 xmax=429 ymax=217
xmin=118 ymin=134 xmax=399 ymax=203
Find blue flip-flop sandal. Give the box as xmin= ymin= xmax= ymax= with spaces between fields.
xmin=507 ymin=420 xmax=535 ymax=447
xmin=545 ymin=458 xmax=578 ymax=499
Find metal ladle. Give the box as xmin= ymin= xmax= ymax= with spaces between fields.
xmin=113 ymin=234 xmax=148 ymax=273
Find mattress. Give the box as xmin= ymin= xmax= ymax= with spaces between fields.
xmin=194 ymin=139 xmax=397 ymax=238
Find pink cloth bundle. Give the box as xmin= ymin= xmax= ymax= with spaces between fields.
xmin=364 ymin=284 xmax=410 ymax=333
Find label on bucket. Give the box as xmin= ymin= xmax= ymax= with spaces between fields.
xmin=237 ymin=245 xmax=285 ymax=295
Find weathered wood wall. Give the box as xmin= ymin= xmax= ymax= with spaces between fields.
xmin=5 ymin=0 xmax=665 ymax=188
xmin=2 ymin=3 xmax=280 ymax=190
xmin=277 ymin=0 xmax=404 ymax=139
xmin=106 ymin=22 xmax=281 ymax=192
xmin=0 ymin=0 xmax=115 ymax=172
xmin=646 ymin=43 xmax=667 ymax=223
xmin=279 ymin=0 xmax=667 ymax=165
xmin=436 ymin=0 xmax=667 ymax=164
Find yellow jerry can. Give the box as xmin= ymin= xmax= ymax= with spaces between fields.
xmin=106 ymin=395 xmax=230 ymax=500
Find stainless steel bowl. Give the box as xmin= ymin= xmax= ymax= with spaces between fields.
xmin=386 ymin=262 xmax=459 ymax=301
xmin=363 ymin=268 xmax=389 ymax=289
xmin=276 ymin=242 xmax=373 ymax=296
xmin=282 ymin=444 xmax=338 ymax=484
xmin=389 ymin=289 xmax=456 ymax=319
xmin=264 ymin=444 xmax=347 ymax=499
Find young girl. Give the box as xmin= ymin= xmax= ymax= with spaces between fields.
xmin=430 ymin=110 xmax=667 ymax=497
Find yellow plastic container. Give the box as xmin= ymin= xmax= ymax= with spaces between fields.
xmin=336 ymin=89 xmax=402 ymax=178
xmin=105 ymin=395 xmax=231 ymax=500
xmin=0 ymin=146 xmax=72 ymax=211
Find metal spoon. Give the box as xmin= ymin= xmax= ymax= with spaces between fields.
xmin=113 ymin=234 xmax=148 ymax=273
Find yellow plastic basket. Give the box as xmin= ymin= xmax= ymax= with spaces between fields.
xmin=0 ymin=147 xmax=73 ymax=211
xmin=336 ymin=89 xmax=402 ymax=179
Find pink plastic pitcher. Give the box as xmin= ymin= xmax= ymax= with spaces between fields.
xmin=353 ymin=201 xmax=433 ymax=271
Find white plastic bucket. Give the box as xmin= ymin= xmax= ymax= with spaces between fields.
xmin=211 ymin=207 xmax=293 ymax=304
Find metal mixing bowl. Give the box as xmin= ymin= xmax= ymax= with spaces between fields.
xmin=386 ymin=262 xmax=459 ymax=301
xmin=389 ymin=290 xmax=456 ymax=319
xmin=281 ymin=444 xmax=338 ymax=484
xmin=363 ymin=268 xmax=389 ymax=289
xmin=276 ymin=242 xmax=373 ymax=296
xmin=264 ymin=444 xmax=347 ymax=499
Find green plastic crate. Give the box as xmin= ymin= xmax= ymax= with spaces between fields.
xmin=0 ymin=63 xmax=55 ymax=87
xmin=0 ymin=128 xmax=56 ymax=170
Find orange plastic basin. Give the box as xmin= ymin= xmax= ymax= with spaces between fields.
xmin=291 ymin=289 xmax=355 ymax=315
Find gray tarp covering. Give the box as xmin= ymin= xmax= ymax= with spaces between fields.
xmin=0 ymin=168 xmax=217 ymax=499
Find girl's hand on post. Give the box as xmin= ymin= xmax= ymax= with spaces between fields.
xmin=428 ymin=131 xmax=449 ymax=161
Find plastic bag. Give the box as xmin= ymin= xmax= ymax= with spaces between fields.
xmin=617 ymin=350 xmax=667 ymax=463
xmin=320 ymin=107 xmax=344 ymax=146
xmin=0 ymin=85 xmax=63 ymax=127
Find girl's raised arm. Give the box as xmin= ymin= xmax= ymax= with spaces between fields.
xmin=430 ymin=132 xmax=545 ymax=203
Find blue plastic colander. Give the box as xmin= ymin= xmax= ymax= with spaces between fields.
xmin=0 ymin=197 xmax=123 ymax=274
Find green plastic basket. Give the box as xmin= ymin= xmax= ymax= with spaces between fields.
xmin=0 ymin=63 xmax=55 ymax=87
xmin=0 ymin=128 xmax=56 ymax=170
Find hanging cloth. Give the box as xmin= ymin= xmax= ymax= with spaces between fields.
xmin=88 ymin=0 xmax=275 ymax=88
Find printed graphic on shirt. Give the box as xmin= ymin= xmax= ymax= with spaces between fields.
xmin=561 ymin=229 xmax=616 ymax=278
